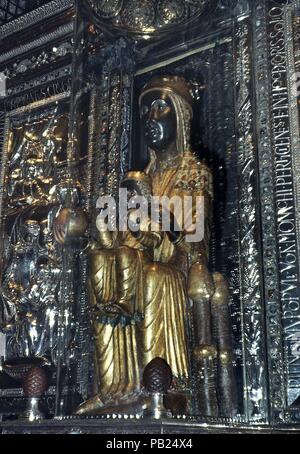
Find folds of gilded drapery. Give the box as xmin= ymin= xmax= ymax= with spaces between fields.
xmin=142 ymin=262 xmax=189 ymax=380
xmin=94 ymin=322 xmax=140 ymax=397
xmin=88 ymin=246 xmax=142 ymax=398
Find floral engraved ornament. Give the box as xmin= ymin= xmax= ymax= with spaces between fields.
xmin=86 ymin=0 xmax=211 ymax=35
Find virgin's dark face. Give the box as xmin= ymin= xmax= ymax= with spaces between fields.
xmin=140 ymin=90 xmax=177 ymax=151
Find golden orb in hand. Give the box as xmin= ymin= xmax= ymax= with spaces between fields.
xmin=53 ymin=208 xmax=88 ymax=245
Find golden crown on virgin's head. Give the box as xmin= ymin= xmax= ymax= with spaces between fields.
xmin=139 ymin=75 xmax=195 ymax=111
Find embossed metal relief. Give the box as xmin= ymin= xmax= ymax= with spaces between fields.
xmin=0 ymin=0 xmax=26 ymax=26
xmin=234 ymin=17 xmax=268 ymax=421
xmin=0 ymin=1 xmax=74 ymax=110
xmin=1 ymin=34 xmax=73 ymax=81
xmin=0 ymin=95 xmax=70 ymax=361
xmin=0 ymin=0 xmax=80 ymax=421
xmin=253 ymin=0 xmax=286 ymax=423
xmin=0 ymin=0 xmax=73 ymax=39
xmin=86 ymin=0 xmax=211 ymax=34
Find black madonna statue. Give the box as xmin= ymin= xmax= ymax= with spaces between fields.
xmin=55 ymin=75 xmax=237 ymax=418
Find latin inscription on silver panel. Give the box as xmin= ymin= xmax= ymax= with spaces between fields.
xmin=269 ymin=3 xmax=300 ymax=405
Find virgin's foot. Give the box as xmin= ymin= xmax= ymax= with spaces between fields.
xmin=74 ymin=395 xmax=105 ymax=415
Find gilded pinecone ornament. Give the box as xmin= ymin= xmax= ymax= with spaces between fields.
xmin=143 ymin=357 xmax=172 ymax=394
xmin=23 ymin=367 xmax=48 ymax=398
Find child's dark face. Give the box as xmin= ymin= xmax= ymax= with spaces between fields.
xmin=122 ymin=178 xmax=152 ymax=197
xmin=120 ymin=180 xmax=141 ymax=199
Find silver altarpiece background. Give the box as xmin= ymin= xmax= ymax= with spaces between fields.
xmin=0 ymin=0 xmax=300 ymax=433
